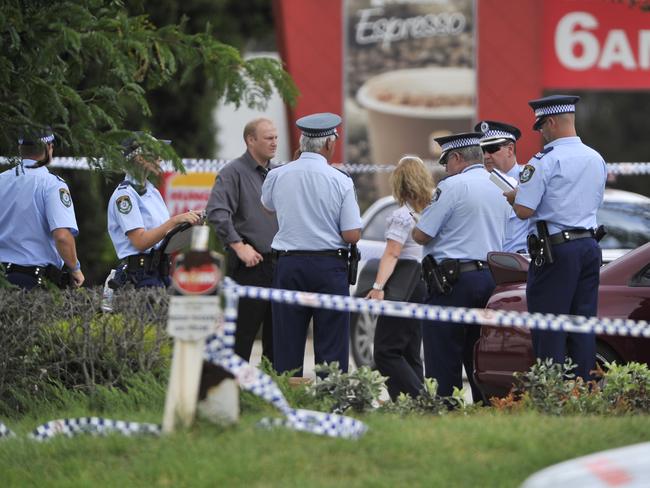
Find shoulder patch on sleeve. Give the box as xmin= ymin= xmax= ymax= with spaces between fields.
xmin=116 ymin=195 xmax=133 ymax=214
xmin=519 ymin=164 xmax=536 ymax=183
xmin=432 ymin=187 xmax=442 ymax=203
xmin=533 ymin=146 xmax=554 ymax=160
xmin=59 ymin=188 xmax=72 ymax=207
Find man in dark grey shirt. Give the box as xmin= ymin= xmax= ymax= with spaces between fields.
xmin=206 ymin=118 xmax=279 ymax=362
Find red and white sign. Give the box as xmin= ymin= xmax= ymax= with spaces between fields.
xmin=172 ymin=261 xmax=222 ymax=295
xmin=543 ymin=0 xmax=650 ymax=89
xmin=162 ymin=172 xmax=216 ymax=216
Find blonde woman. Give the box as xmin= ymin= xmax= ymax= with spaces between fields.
xmin=366 ymin=156 xmax=434 ymax=400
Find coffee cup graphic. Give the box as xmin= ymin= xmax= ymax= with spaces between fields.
xmin=356 ymin=67 xmax=476 ymax=165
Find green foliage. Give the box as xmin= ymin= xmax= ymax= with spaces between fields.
xmin=513 ymin=358 xmax=604 ymax=415
xmin=307 ymin=362 xmax=387 ymax=414
xmin=0 ymin=0 xmax=297 ymax=171
xmin=381 ymin=378 xmax=469 ymax=416
xmin=601 ymin=361 xmax=650 ymax=413
xmin=0 ymin=286 xmax=171 ymax=416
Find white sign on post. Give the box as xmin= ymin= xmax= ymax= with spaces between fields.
xmin=163 ymin=295 xmax=222 ymax=433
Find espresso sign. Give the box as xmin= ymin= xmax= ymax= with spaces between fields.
xmin=344 ymin=0 xmax=476 ymax=193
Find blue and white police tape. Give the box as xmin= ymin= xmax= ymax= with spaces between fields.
xmin=203 ymin=281 xmax=367 ymax=440
xmin=0 ymin=421 xmax=15 ymax=439
xmin=225 ymin=282 xmax=650 ymax=338
xmin=29 ymin=417 xmax=161 ymax=441
xmin=3 ymin=157 xmax=649 ymax=176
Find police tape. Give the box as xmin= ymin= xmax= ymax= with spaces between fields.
xmin=204 ymin=281 xmax=367 ymax=440
xmin=0 ymin=281 xmax=367 ymax=443
xmin=3 ymin=157 xmax=650 ymax=176
xmin=227 ymin=282 xmax=650 ymax=338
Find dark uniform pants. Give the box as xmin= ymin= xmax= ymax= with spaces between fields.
xmin=114 ymin=263 xmax=169 ymax=289
xmin=272 ymin=255 xmax=349 ymax=376
xmin=527 ymin=238 xmax=600 ymax=380
xmin=422 ymin=269 xmax=495 ymax=403
xmin=6 ymin=272 xmax=40 ymax=290
xmin=229 ymin=254 xmax=274 ymax=363
xmin=373 ymin=279 xmax=425 ymax=400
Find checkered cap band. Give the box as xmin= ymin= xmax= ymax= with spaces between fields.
xmin=302 ymin=128 xmax=338 ymax=138
xmin=18 ymin=134 xmax=55 ymax=145
xmin=440 ymin=136 xmax=480 ymax=152
xmin=534 ymin=104 xmax=576 ymax=117
xmin=481 ymin=129 xmax=516 ymax=142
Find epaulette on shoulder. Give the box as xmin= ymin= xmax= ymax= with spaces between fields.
xmin=334 ymin=166 xmax=351 ymax=178
xmin=533 ymin=146 xmax=554 ymax=160
xmin=54 ymin=174 xmax=66 ymax=183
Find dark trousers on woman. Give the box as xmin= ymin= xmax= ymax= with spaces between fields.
xmin=373 ymin=279 xmax=426 ymax=400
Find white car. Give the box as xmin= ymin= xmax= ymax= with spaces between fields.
xmin=350 ymin=188 xmax=650 ymax=367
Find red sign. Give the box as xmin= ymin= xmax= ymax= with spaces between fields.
xmin=172 ymin=262 xmax=222 ymax=295
xmin=543 ymin=0 xmax=650 ymax=89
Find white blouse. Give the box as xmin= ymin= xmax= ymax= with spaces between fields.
xmin=384 ymin=205 xmax=422 ymax=262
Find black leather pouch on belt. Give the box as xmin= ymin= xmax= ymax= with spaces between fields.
xmin=422 ymin=255 xmax=453 ymax=295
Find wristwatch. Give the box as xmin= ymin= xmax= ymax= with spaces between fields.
xmin=372 ymin=282 xmax=384 ymax=291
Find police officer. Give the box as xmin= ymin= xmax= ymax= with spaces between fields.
xmin=0 ymin=126 xmax=84 ymax=290
xmin=413 ymin=132 xmax=510 ymax=403
xmin=206 ymin=118 xmax=279 ymax=363
xmin=107 ymin=133 xmax=201 ymax=288
xmin=261 ymin=113 xmax=362 ymax=376
xmin=505 ymin=95 xmax=606 ymax=381
xmin=475 ymin=120 xmax=529 ymax=253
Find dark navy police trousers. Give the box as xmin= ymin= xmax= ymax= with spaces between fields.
xmin=527 ymin=238 xmax=601 ymax=380
xmin=272 ymin=255 xmax=350 ymax=376
xmin=423 ymin=269 xmax=495 ymax=403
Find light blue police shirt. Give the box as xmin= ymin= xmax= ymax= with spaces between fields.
xmin=499 ymin=163 xmax=529 ymax=252
xmin=261 ymin=152 xmax=362 ymax=250
xmin=107 ymin=176 xmax=170 ymax=259
xmin=515 ymin=136 xmax=606 ymax=235
xmin=416 ymin=163 xmax=510 ymax=261
xmin=0 ymin=161 xmax=78 ymax=268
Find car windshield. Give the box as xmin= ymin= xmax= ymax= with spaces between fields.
xmin=598 ymin=201 xmax=650 ymax=249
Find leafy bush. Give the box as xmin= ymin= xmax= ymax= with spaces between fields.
xmin=601 ymin=361 xmax=650 ymax=413
xmin=0 ymin=287 xmax=171 ymax=415
xmin=382 ymin=378 xmax=469 ymax=416
xmin=307 ymin=362 xmax=386 ymax=413
xmin=510 ymin=358 xmax=604 ymax=415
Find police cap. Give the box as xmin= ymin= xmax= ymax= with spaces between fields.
xmin=528 ymin=94 xmax=580 ymax=130
xmin=121 ymin=132 xmax=172 ymax=159
xmin=434 ymin=131 xmax=482 ymax=166
xmin=296 ymin=113 xmax=342 ymax=138
xmin=18 ymin=126 xmax=55 ymax=146
xmin=474 ymin=120 xmax=521 ymax=147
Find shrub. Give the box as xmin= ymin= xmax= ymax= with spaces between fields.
xmin=382 ymin=378 xmax=469 ymax=416
xmin=0 ymin=287 xmax=171 ymax=415
xmin=307 ymin=362 xmax=386 ymax=413
xmin=601 ymin=361 xmax=650 ymax=413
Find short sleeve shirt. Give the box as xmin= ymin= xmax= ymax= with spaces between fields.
xmin=385 ymin=206 xmax=421 ymax=261
xmin=0 ymin=162 xmax=78 ymax=267
xmin=515 ymin=137 xmax=607 ymax=235
xmin=261 ymin=152 xmax=362 ymax=250
xmin=107 ymin=178 xmax=170 ymax=259
xmin=416 ymin=164 xmax=510 ymax=261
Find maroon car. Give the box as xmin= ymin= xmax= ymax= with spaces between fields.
xmin=474 ymin=242 xmax=650 ymax=399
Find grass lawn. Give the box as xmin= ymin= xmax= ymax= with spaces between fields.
xmin=2 ymin=404 xmax=650 ymax=487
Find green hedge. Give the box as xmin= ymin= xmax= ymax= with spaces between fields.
xmin=0 ymin=287 xmax=171 ymax=415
